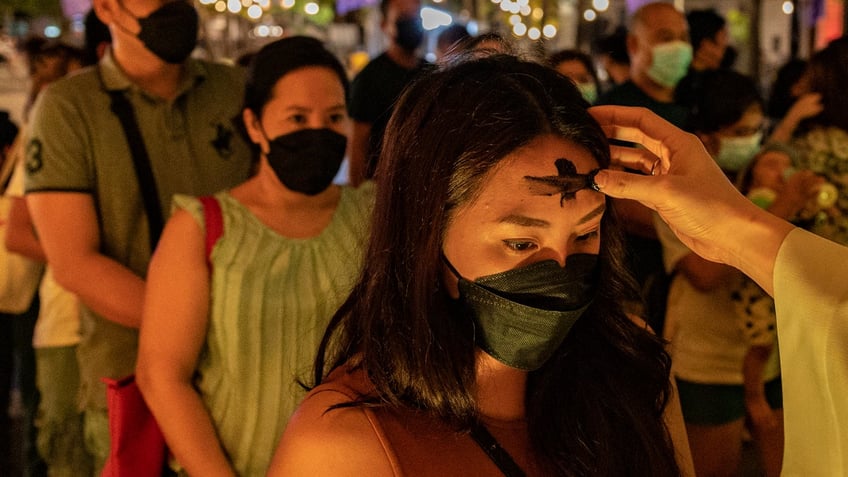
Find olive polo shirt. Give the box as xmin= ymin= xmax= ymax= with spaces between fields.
xmin=24 ymin=50 xmax=253 ymax=410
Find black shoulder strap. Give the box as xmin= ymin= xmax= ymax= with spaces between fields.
xmin=469 ymin=421 xmax=527 ymax=477
xmin=104 ymin=84 xmax=164 ymax=252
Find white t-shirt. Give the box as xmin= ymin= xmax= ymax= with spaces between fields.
xmin=655 ymin=213 xmax=780 ymax=384
xmin=7 ymin=160 xmax=80 ymax=348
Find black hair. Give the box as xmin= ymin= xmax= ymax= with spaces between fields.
xmin=0 ymin=111 xmax=18 ymax=151
xmin=687 ymin=69 xmax=763 ymax=134
xmin=437 ymin=24 xmax=471 ymax=54
xmin=313 ymin=55 xmax=680 ymax=475
xmin=803 ymin=36 xmax=848 ymax=132
xmin=83 ymin=8 xmax=111 ymax=66
xmin=21 ymin=37 xmax=85 ymax=121
xmin=766 ymin=58 xmax=807 ymax=120
xmin=547 ymin=49 xmax=601 ymax=93
xmin=686 ymin=9 xmax=726 ymax=52
xmin=243 ymin=36 xmax=349 ymax=117
xmin=592 ymin=26 xmax=630 ymax=65
xmin=459 ymin=32 xmax=516 ymax=58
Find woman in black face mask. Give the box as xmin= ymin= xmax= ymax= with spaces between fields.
xmin=268 ymin=55 xmax=694 ymax=476
xmin=136 ymin=37 xmax=374 ymax=477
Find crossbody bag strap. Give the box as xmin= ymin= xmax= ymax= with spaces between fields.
xmin=469 ymin=421 xmax=527 ymax=477
xmin=198 ymin=195 xmax=223 ymax=270
xmin=101 ymin=69 xmax=164 ymax=252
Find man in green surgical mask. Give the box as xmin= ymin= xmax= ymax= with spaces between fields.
xmin=595 ymin=1 xmax=691 ymax=337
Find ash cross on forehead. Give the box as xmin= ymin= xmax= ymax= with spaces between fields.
xmin=524 ymin=158 xmax=601 ymax=207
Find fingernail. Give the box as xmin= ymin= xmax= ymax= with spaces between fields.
xmin=591 ymin=170 xmax=607 ymax=191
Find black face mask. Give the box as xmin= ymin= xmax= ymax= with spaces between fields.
xmin=446 ymin=254 xmax=598 ymax=371
xmin=395 ymin=17 xmax=424 ymax=52
xmin=264 ymin=128 xmax=347 ymax=196
xmin=123 ymin=1 xmax=199 ymax=64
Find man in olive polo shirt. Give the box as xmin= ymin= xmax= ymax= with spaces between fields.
xmin=24 ymin=0 xmax=252 ymax=471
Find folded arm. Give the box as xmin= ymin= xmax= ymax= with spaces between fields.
xmin=26 ymin=191 xmax=146 ymax=327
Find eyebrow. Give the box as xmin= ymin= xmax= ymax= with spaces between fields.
xmin=578 ymin=203 xmax=606 ymax=225
xmin=497 ymin=203 xmax=606 ymax=228
xmin=283 ymin=104 xmax=346 ymax=112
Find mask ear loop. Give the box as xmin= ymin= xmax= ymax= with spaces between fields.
xmin=441 ymin=253 xmax=478 ymax=345
xmin=441 ymin=253 xmax=465 ymax=281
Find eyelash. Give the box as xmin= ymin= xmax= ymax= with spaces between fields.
xmin=503 ymin=240 xmax=537 ymax=252
xmin=502 ymin=230 xmax=599 ymax=252
xmin=576 ymin=230 xmax=600 ymax=242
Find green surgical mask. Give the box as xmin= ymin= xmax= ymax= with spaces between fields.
xmin=577 ymin=82 xmax=598 ymax=104
xmin=647 ymin=41 xmax=693 ymax=88
xmin=446 ymin=254 xmax=598 ymax=371
xmin=716 ymin=132 xmax=763 ymax=172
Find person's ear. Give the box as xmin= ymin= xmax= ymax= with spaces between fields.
xmin=242 ymin=108 xmax=265 ymax=146
xmin=626 ymin=33 xmax=639 ymax=58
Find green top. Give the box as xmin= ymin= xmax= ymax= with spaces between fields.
xmin=23 ymin=49 xmax=253 ymax=410
xmin=176 ymin=183 xmax=374 ymax=476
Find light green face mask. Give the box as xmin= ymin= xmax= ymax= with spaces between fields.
xmin=577 ymin=82 xmax=598 ymax=104
xmin=647 ymin=40 xmax=693 ymax=88
xmin=715 ymin=131 xmax=763 ymax=172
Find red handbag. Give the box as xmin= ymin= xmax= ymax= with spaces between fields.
xmin=101 ymin=375 xmax=167 ymax=477
xmin=101 ymin=196 xmax=224 ymax=477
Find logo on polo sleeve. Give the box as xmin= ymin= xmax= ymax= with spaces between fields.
xmin=25 ymin=138 xmax=43 ymax=174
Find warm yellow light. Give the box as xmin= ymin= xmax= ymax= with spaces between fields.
xmin=532 ymin=7 xmax=543 ymax=20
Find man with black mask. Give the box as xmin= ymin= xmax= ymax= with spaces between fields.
xmin=348 ymin=0 xmax=427 ymax=186
xmin=23 ymin=0 xmax=252 ymax=472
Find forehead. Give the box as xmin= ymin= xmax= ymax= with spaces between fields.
xmin=268 ymin=67 xmax=345 ymax=103
xmin=556 ymin=60 xmax=591 ymax=78
xmin=635 ymin=6 xmax=687 ymax=39
xmin=472 ymin=134 xmax=602 ymax=208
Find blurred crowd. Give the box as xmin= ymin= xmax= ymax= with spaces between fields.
xmin=1 ymin=0 xmax=847 ymax=476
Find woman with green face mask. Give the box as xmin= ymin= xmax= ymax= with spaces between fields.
xmin=548 ymin=49 xmax=602 ymax=104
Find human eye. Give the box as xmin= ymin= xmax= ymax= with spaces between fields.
xmin=329 ymin=113 xmax=346 ymax=124
xmin=288 ymin=114 xmax=307 ymax=125
xmin=575 ymin=229 xmax=600 ymax=242
xmin=502 ymin=240 xmax=538 ymax=252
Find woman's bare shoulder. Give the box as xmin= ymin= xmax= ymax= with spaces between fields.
xmin=267 ymin=370 xmax=398 ymax=476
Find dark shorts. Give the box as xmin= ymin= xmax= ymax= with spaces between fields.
xmin=676 ymin=376 xmax=783 ymax=425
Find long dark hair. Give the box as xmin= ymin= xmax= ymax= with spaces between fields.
xmin=686 ymin=69 xmax=762 ymax=134
xmin=803 ymin=36 xmax=848 ymax=132
xmin=313 ymin=55 xmax=679 ymax=476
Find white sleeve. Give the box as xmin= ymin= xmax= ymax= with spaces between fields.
xmin=773 ymin=227 xmax=848 ymax=475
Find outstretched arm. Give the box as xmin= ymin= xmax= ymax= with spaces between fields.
xmin=588 ymin=106 xmax=794 ymax=295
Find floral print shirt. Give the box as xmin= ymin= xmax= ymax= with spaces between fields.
xmin=792 ymin=126 xmax=848 ymax=245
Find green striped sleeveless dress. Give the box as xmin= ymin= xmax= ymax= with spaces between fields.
xmin=172 ymin=182 xmax=374 ymax=476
